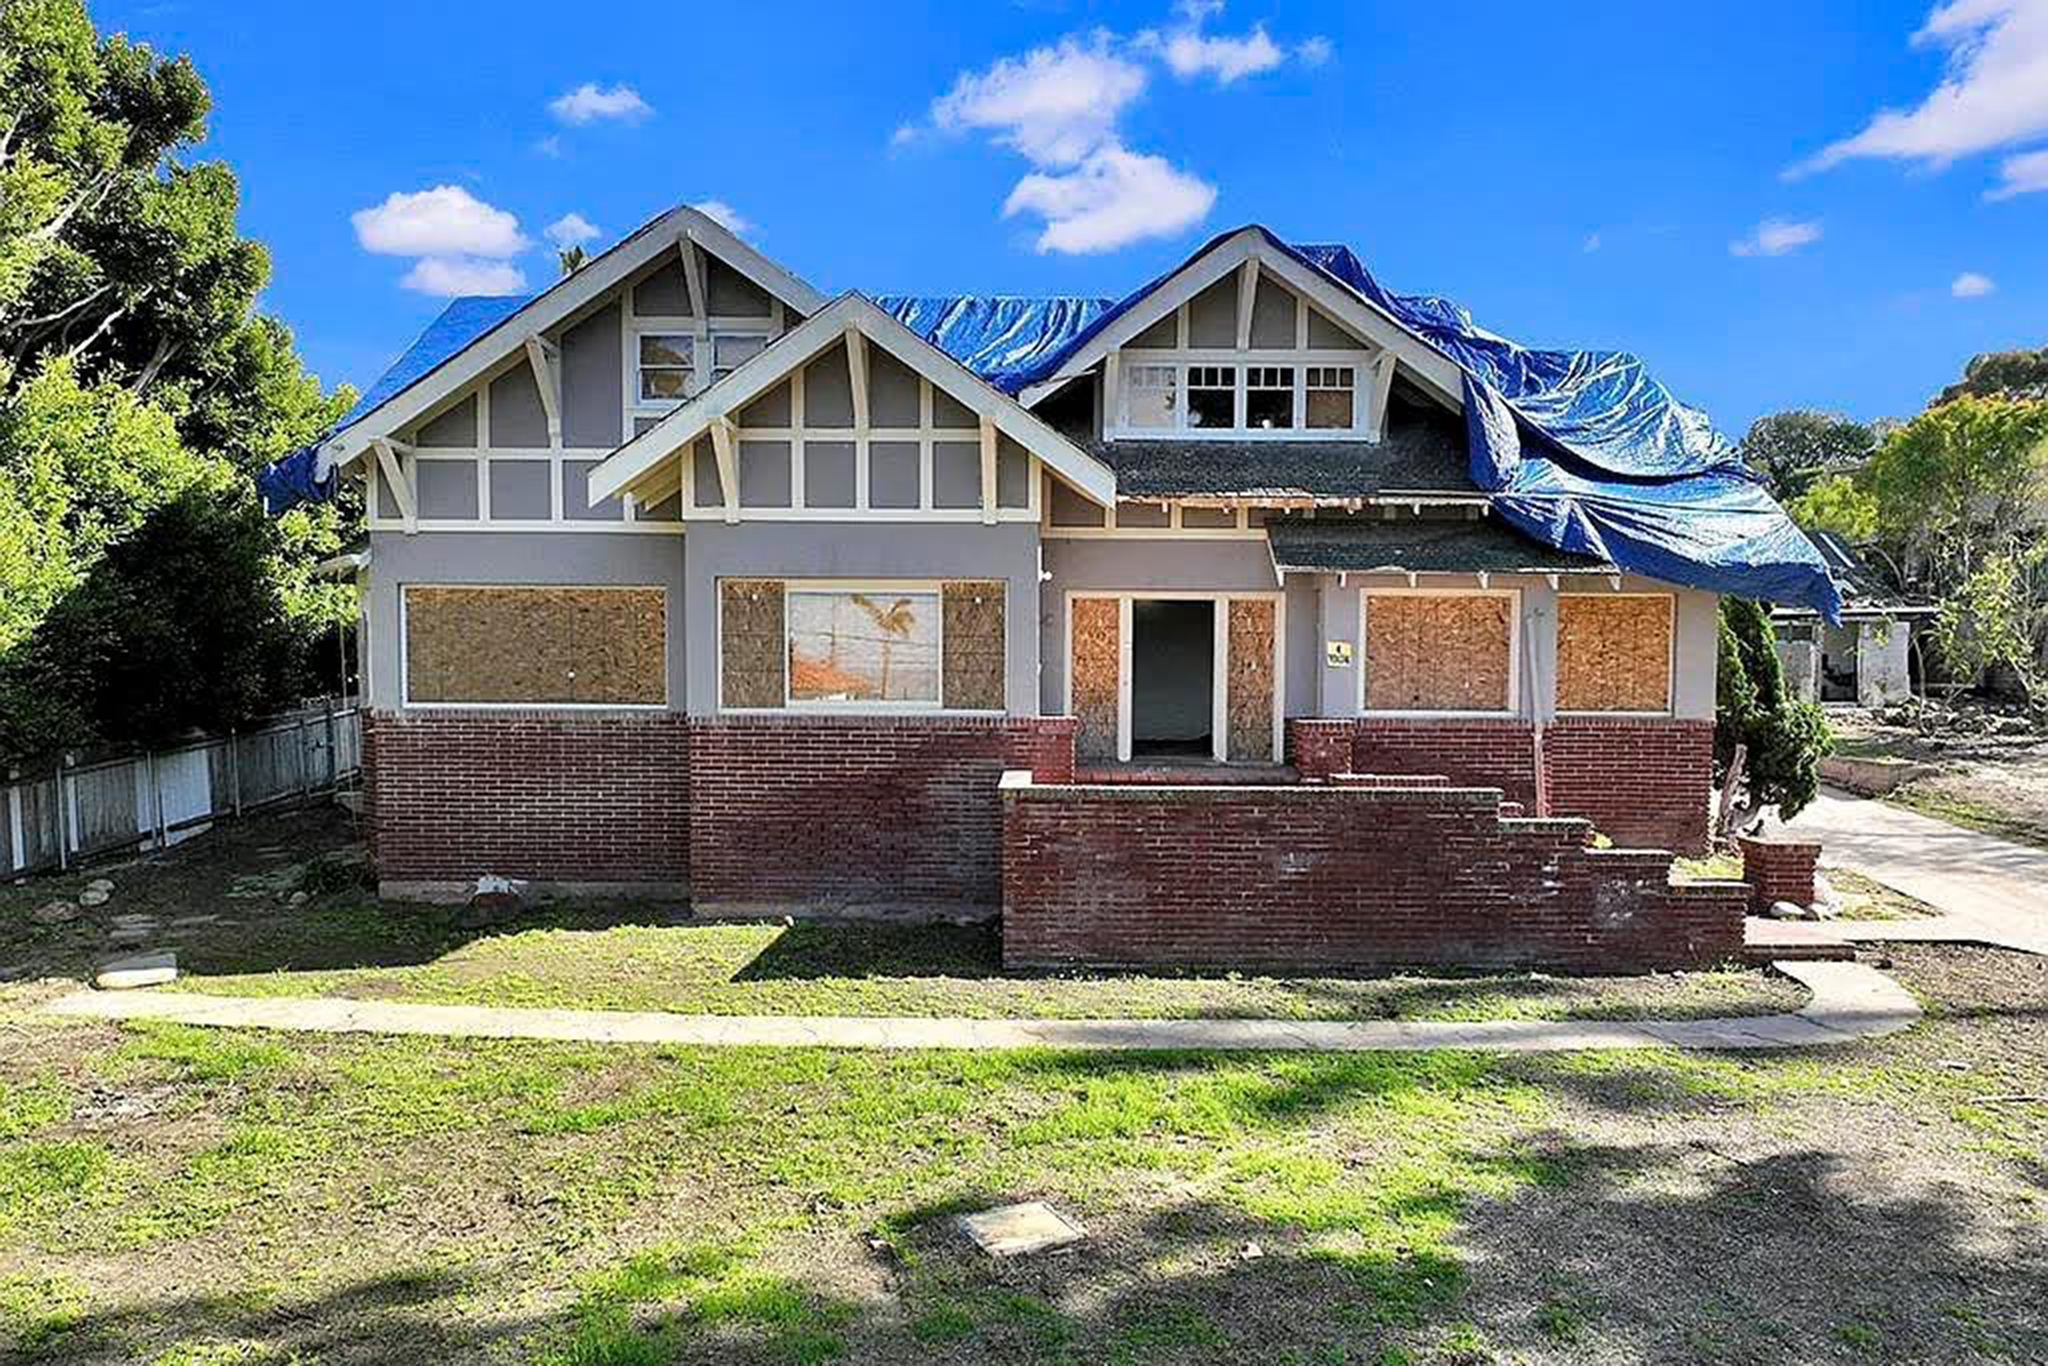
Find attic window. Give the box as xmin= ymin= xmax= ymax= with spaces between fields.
xmin=1246 ymin=366 xmax=1295 ymax=430
xmin=1187 ymin=366 xmax=1236 ymax=428
xmin=638 ymin=334 xmax=694 ymax=403
xmin=712 ymin=332 xmax=768 ymax=383
xmin=1126 ymin=364 xmax=1178 ymax=429
xmin=1306 ymin=366 xmax=1356 ymax=430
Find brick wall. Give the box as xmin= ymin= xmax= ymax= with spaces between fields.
xmin=363 ymin=710 xmax=689 ymax=885
xmin=1353 ymin=718 xmax=1541 ymax=806
xmin=1003 ymin=779 xmax=1746 ymax=973
xmin=1737 ymin=833 xmax=1821 ymax=912
xmin=689 ymin=715 xmax=1076 ymax=912
xmin=1544 ymin=717 xmax=1714 ymax=854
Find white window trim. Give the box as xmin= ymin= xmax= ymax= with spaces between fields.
xmin=627 ymin=318 xmax=780 ymax=419
xmin=365 ymin=446 xmax=688 ymax=535
xmin=1358 ymin=586 xmax=1523 ymax=718
xmin=1062 ymin=589 xmax=1286 ymax=763
xmin=398 ymin=583 xmax=671 ymax=711
xmin=1553 ymin=590 xmax=1678 ymax=719
xmin=714 ymin=577 xmax=1008 ymax=716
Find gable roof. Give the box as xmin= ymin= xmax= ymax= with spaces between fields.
xmin=314 ymin=203 xmax=826 ymax=478
xmin=586 ymin=292 xmax=1117 ymax=509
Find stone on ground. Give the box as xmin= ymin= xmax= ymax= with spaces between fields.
xmin=96 ymin=950 xmax=177 ymax=990
xmin=29 ymin=900 xmax=78 ymax=926
xmin=78 ymin=887 xmax=110 ymax=907
xmin=957 ymin=1201 xmax=1087 ymax=1257
xmin=85 ymin=878 xmax=114 ymax=893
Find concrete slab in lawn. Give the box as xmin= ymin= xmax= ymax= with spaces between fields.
xmin=43 ymin=958 xmax=1922 ymax=1052
xmin=94 ymin=951 xmax=177 ymax=990
xmin=959 ymin=1201 xmax=1086 ymax=1256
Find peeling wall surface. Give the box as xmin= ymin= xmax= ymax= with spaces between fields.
xmin=1855 ymin=620 xmax=1912 ymax=707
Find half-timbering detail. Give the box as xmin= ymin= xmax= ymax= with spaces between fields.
xmin=1226 ymin=598 xmax=1276 ymax=761
xmin=1070 ymin=597 xmax=1122 ymax=760
xmin=942 ymin=581 xmax=1007 ymax=712
xmin=403 ymin=586 xmax=664 ymax=705
xmin=1364 ymin=593 xmax=1512 ymax=713
xmin=720 ymin=579 xmax=785 ymax=709
xmin=1557 ymin=594 xmax=1673 ymax=713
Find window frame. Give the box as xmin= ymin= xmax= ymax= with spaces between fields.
xmin=1553 ymin=590 xmax=1677 ymax=718
xmin=1304 ymin=364 xmax=1357 ymax=430
xmin=714 ymin=578 xmax=1010 ymax=716
xmin=1358 ymin=586 xmax=1522 ymax=718
xmin=634 ymin=332 xmax=695 ymax=406
xmin=1111 ymin=350 xmax=1375 ymax=441
xmin=398 ymin=582 xmax=670 ymax=711
xmin=629 ymin=322 xmax=778 ymax=415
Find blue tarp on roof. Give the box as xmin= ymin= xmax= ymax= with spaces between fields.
xmin=257 ymin=295 xmax=532 ymax=512
xmin=880 ymin=228 xmax=1839 ymax=618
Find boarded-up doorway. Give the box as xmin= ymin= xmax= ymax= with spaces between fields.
xmin=1066 ymin=592 xmax=1281 ymax=764
xmin=1132 ymin=600 xmax=1214 ymax=757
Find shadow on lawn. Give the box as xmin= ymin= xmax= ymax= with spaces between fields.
xmin=35 ymin=1140 xmax=2048 ymax=1366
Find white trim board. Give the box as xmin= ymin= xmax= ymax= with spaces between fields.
xmin=588 ymin=292 xmax=1118 ymax=511
xmin=320 ymin=204 xmax=826 ymax=479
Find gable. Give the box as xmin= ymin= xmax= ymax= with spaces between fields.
xmin=586 ymin=293 xmax=1116 ymax=520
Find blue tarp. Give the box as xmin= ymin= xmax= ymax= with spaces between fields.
xmin=267 ymin=228 xmax=1837 ymax=617
xmin=257 ymin=294 xmax=532 ymax=512
xmin=882 ymin=229 xmax=1838 ymax=619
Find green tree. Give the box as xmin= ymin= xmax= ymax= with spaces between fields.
xmin=1784 ymin=471 xmax=1879 ymax=542
xmin=1862 ymin=394 xmax=2048 ymax=588
xmin=1716 ymin=598 xmax=1831 ymax=825
xmin=1737 ymin=409 xmax=1876 ymax=498
xmin=1932 ymin=546 xmax=2048 ymax=706
xmin=0 ymin=476 xmax=303 ymax=758
xmin=1937 ymin=345 xmax=2048 ymax=405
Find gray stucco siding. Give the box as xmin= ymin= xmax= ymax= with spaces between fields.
xmin=681 ymin=522 xmax=1041 ymax=716
xmin=414 ymin=394 xmax=476 ymax=448
xmin=804 ymin=441 xmax=857 ymax=508
xmin=489 ymin=460 xmax=552 ymax=520
xmin=563 ymin=460 xmax=625 ymax=521
xmin=416 ymin=458 xmax=478 ymax=520
xmin=489 ymin=365 xmax=549 ymax=447
xmin=364 ymin=531 xmax=685 ymax=711
xmin=562 ymin=304 xmax=623 ymax=448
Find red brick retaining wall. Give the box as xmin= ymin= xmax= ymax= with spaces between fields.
xmin=1290 ymin=717 xmax=1713 ymax=855
xmin=688 ymin=716 xmax=1077 ymax=911
xmin=363 ymin=710 xmax=690 ymax=885
xmin=1737 ymin=833 xmax=1821 ymax=912
xmin=1002 ymin=778 xmax=1746 ymax=973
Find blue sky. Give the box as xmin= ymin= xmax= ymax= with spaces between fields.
xmin=103 ymin=0 xmax=2048 ymax=435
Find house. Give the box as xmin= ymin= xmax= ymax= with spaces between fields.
xmin=1773 ymin=530 xmax=1932 ymax=707
xmin=310 ymin=203 xmax=1836 ymax=972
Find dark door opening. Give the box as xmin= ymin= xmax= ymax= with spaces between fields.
xmin=1131 ymin=599 xmax=1214 ymax=758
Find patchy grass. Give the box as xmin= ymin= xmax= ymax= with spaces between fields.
xmin=166 ymin=916 xmax=1802 ymax=1025
xmin=1885 ymin=783 xmax=2048 ymax=852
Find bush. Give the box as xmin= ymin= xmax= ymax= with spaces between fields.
xmin=1715 ymin=597 xmax=1832 ymax=823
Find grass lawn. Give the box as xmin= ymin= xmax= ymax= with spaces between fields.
xmin=1 ymin=812 xmax=2044 ymax=1364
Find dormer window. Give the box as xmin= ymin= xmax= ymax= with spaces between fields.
xmin=1246 ymin=366 xmax=1295 ymax=429
xmin=1126 ymin=364 xmax=1178 ymax=428
xmin=638 ymin=334 xmax=694 ymax=402
xmin=1187 ymin=366 xmax=1236 ymax=428
xmin=1306 ymin=366 xmax=1355 ymax=429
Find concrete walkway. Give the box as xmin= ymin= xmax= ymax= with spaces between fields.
xmin=45 ymin=960 xmax=1918 ymax=1053
xmin=1783 ymin=788 xmax=2048 ymax=955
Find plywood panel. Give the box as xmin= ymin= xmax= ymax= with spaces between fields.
xmin=405 ymin=587 xmax=665 ymax=705
xmin=1070 ymin=597 xmax=1121 ymax=760
xmin=1226 ymin=598 xmax=1277 ymax=761
xmin=942 ymin=581 xmax=1006 ymax=712
xmin=720 ymin=579 xmax=785 ymax=709
xmin=1557 ymin=595 xmax=1673 ymax=713
xmin=1365 ymin=594 xmax=1511 ymax=712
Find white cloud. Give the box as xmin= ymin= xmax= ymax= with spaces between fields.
xmin=1952 ymin=269 xmax=1997 ymax=295
xmin=1729 ymin=217 xmax=1823 ymax=257
xmin=932 ymin=34 xmax=1148 ymax=166
xmin=548 ymin=82 xmax=653 ymax=125
xmin=401 ymin=257 xmax=527 ymax=297
xmin=690 ymin=199 xmax=752 ymax=237
xmin=1986 ymin=144 xmax=2048 ymax=196
xmin=544 ymin=212 xmax=600 ymax=248
xmin=1005 ymin=145 xmax=1217 ymax=253
xmin=1297 ymin=35 xmax=1333 ymax=67
xmin=533 ymin=135 xmax=563 ymax=159
xmin=1792 ymin=1 xmax=2048 ymax=177
xmin=351 ymin=186 xmax=529 ymax=258
xmin=1140 ymin=0 xmax=1311 ymax=84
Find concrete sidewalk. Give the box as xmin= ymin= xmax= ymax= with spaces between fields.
xmin=45 ymin=960 xmax=1918 ymax=1053
xmin=1783 ymin=788 xmax=2048 ymax=955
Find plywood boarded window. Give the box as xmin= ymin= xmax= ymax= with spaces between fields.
xmin=1226 ymin=598 xmax=1277 ymax=761
xmin=404 ymin=586 xmax=665 ymax=705
xmin=942 ymin=581 xmax=1006 ymax=712
xmin=1364 ymin=592 xmax=1513 ymax=713
xmin=720 ymin=579 xmax=785 ymax=709
xmin=1071 ymin=597 xmax=1121 ymax=760
xmin=1557 ymin=594 xmax=1673 ymax=713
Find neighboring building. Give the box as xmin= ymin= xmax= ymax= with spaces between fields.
xmin=302 ymin=204 xmax=1834 ymax=970
xmin=1773 ymin=531 xmax=1932 ymax=707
